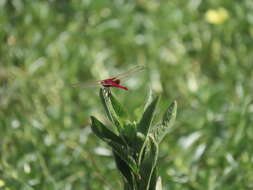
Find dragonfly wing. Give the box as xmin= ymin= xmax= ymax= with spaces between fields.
xmin=69 ymin=80 xmax=101 ymax=88
xmin=68 ymin=65 xmax=145 ymax=88
xmin=113 ymin=65 xmax=145 ymax=81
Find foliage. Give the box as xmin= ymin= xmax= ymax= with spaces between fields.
xmin=91 ymin=89 xmax=176 ymax=190
xmin=1 ymin=0 xmax=253 ymax=189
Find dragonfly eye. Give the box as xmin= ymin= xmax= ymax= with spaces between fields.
xmin=114 ymin=79 xmax=120 ymax=84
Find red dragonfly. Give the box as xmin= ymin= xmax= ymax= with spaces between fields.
xmin=71 ymin=65 xmax=145 ymax=91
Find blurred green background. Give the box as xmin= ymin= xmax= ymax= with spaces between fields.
xmin=1 ymin=0 xmax=253 ymax=189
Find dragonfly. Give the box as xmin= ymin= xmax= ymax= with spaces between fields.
xmin=71 ymin=65 xmax=145 ymax=92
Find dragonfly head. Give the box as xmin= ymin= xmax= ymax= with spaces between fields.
xmin=114 ymin=79 xmax=120 ymax=84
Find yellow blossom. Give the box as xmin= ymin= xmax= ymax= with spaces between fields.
xmin=205 ymin=8 xmax=229 ymax=24
xmin=0 ymin=179 xmax=5 ymax=187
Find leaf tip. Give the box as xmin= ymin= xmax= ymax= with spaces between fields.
xmin=90 ymin=115 xmax=95 ymax=122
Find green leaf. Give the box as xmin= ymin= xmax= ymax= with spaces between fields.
xmin=110 ymin=93 xmax=128 ymax=120
xmin=162 ymin=100 xmax=177 ymax=126
xmin=113 ymin=152 xmax=136 ymax=190
xmin=122 ymin=122 xmax=137 ymax=148
xmin=149 ymin=167 xmax=158 ymax=190
xmin=99 ymin=88 xmax=123 ymax=133
xmin=144 ymin=88 xmax=156 ymax=110
xmin=90 ymin=116 xmax=124 ymax=145
xmin=150 ymin=101 xmax=177 ymax=144
xmin=108 ymin=141 xmax=139 ymax=175
xmin=138 ymin=96 xmax=159 ymax=136
xmin=91 ymin=116 xmax=137 ymax=174
xmin=139 ymin=136 xmax=159 ymax=190
xmin=134 ymin=132 xmax=146 ymax=153
xmin=99 ymin=88 xmax=113 ymax=122
xmin=138 ymin=133 xmax=149 ymax=165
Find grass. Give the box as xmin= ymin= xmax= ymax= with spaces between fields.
xmin=1 ymin=0 xmax=253 ymax=189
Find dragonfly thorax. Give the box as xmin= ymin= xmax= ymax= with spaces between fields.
xmin=100 ymin=78 xmax=121 ymax=87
